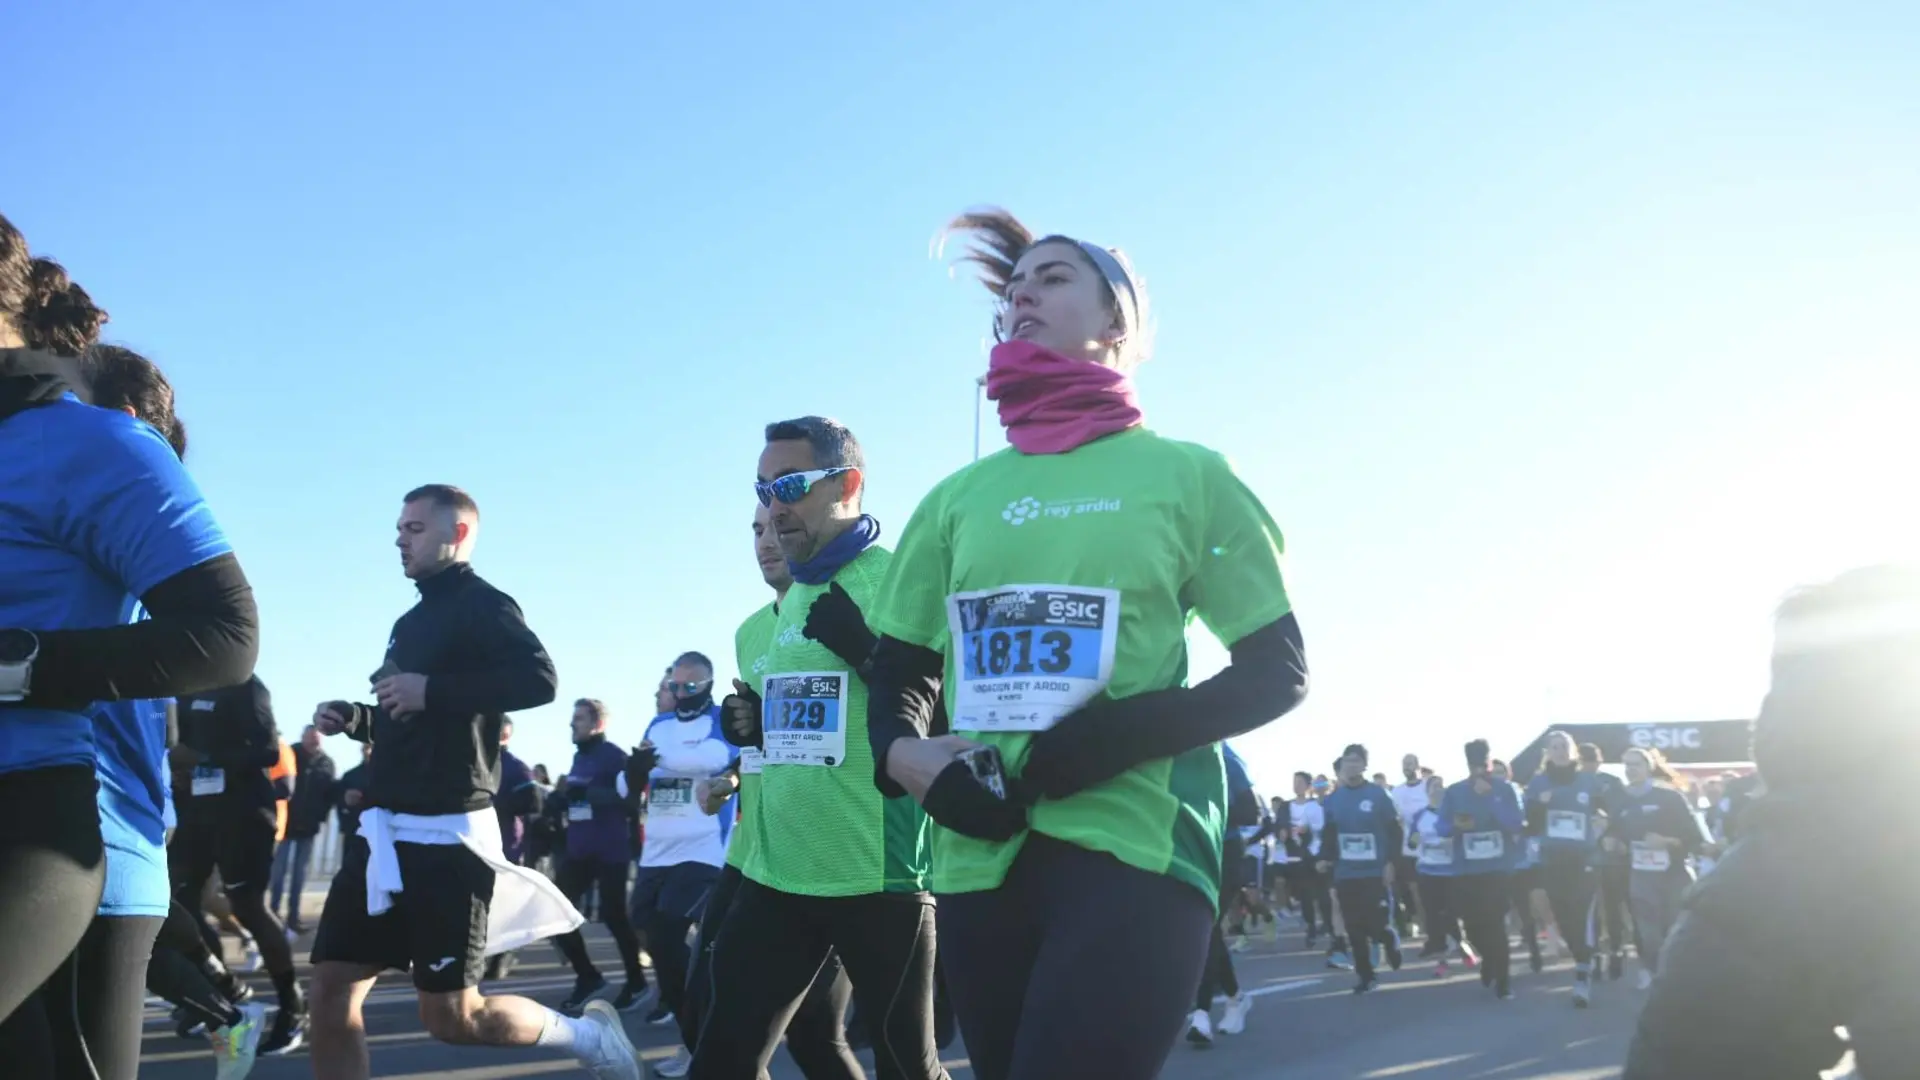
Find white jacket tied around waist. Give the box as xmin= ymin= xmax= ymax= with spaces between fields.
xmin=357 ymin=807 xmax=583 ymax=957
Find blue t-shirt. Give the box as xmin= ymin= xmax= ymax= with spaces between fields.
xmin=0 ymin=396 xmax=231 ymax=775
xmin=1524 ymin=768 xmax=1609 ymax=867
xmin=1436 ymin=777 xmax=1525 ymax=875
xmin=95 ymin=696 xmax=173 ymax=916
xmin=1322 ymin=782 xmax=1401 ymax=882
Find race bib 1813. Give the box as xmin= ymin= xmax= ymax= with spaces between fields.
xmin=945 ymin=585 xmax=1120 ymax=733
xmin=762 ymin=672 xmax=848 ymax=767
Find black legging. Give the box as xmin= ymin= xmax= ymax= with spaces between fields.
xmin=645 ymin=906 xmax=697 ymax=1021
xmin=690 ymin=879 xmax=944 ymax=1080
xmin=1450 ymin=872 xmax=1513 ymax=990
xmin=1291 ymin=862 xmax=1333 ymax=938
xmin=149 ymin=899 xmax=244 ymax=1029
xmin=0 ymin=914 xmax=164 ymax=1080
xmin=1415 ymin=874 xmax=1459 ymax=952
xmin=551 ymin=858 xmax=647 ymax=986
xmin=0 ymin=766 xmax=106 ymax=1025
xmin=1193 ymin=922 xmax=1240 ymax=1010
xmin=1539 ymin=861 xmax=1597 ymax=967
xmin=682 ymin=865 xmax=861 ymax=1080
xmin=1596 ymin=862 xmax=1633 ymax=959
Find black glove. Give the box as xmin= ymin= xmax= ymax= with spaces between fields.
xmin=721 ymin=681 xmax=764 ymax=749
xmin=802 ymin=582 xmax=879 ymax=672
xmin=624 ymin=746 xmax=658 ymax=793
xmin=922 ymin=760 xmax=1029 ymax=842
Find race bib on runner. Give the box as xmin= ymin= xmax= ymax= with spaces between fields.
xmin=650 ymin=777 xmax=697 ymax=821
xmin=567 ymin=802 xmax=593 ymax=822
xmin=190 ymin=766 xmax=225 ymax=796
xmin=762 ymin=672 xmax=848 ymax=767
xmin=1631 ymin=841 xmax=1671 ymax=873
xmin=1547 ymin=810 xmax=1588 ymax=842
xmin=1419 ymin=837 xmax=1453 ymax=867
xmin=945 ymin=585 xmax=1120 ymax=733
xmin=1340 ymin=833 xmax=1378 ymax=862
xmin=1464 ymin=831 xmax=1505 ymax=861
xmin=738 ymin=747 xmax=763 ymax=776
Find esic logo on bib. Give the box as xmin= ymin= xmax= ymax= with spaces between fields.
xmin=945 ymin=585 xmax=1120 ymax=733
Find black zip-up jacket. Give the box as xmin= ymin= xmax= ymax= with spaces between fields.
xmin=335 ymin=761 xmax=369 ymax=838
xmin=175 ymin=675 xmax=281 ymax=829
xmin=331 ymin=563 xmax=556 ymax=815
xmin=286 ymin=744 xmax=337 ymax=838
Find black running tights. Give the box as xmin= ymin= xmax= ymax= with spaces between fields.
xmin=1194 ymin=921 xmax=1240 ymax=1010
xmin=682 ymin=865 xmax=861 ymax=1080
xmin=0 ymin=767 xmax=105 ymax=1025
xmin=0 ymin=914 xmax=163 ymax=1080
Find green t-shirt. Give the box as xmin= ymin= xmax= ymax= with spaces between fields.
xmin=739 ymin=544 xmax=932 ymax=896
xmin=726 ymin=601 xmax=780 ymax=872
xmin=867 ymin=427 xmax=1292 ymax=904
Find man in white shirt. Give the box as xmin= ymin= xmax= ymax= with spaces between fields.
xmin=1389 ymin=754 xmax=1432 ymax=941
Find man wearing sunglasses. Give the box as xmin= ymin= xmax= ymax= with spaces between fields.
xmin=614 ymin=653 xmax=737 ymax=1036
xmin=691 ymin=417 xmax=946 ymax=1080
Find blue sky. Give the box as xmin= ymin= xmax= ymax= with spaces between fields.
xmin=7 ymin=2 xmax=1915 ymax=789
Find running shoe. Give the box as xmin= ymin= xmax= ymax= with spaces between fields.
xmin=644 ymin=1005 xmax=675 ymax=1027
xmin=1635 ymin=968 xmax=1654 ymax=992
xmin=612 ymin=982 xmax=653 ymax=1013
xmin=1386 ymin=939 xmax=1405 ymax=972
xmin=1572 ymin=969 xmax=1592 ymax=1009
xmin=1460 ymin=946 xmax=1479 ymax=969
xmin=1185 ymin=1009 xmax=1214 ymax=1047
xmin=579 ymin=1000 xmax=644 ymax=1080
xmin=1326 ymin=949 xmax=1353 ymax=971
xmin=1497 ymin=982 xmax=1515 ymax=1001
xmin=1352 ymin=977 xmax=1379 ymax=995
xmin=1228 ymin=933 xmax=1251 ymax=954
xmin=175 ymin=1006 xmax=209 ymax=1040
xmin=561 ymin=972 xmax=609 ymax=1017
xmin=210 ymin=1002 xmax=267 ymax=1080
xmin=239 ymin=944 xmax=263 ymax=973
xmin=653 ymin=1048 xmax=692 ymax=1078
xmin=1219 ymin=993 xmax=1252 ymax=1035
xmin=1435 ymin=960 xmax=1450 ymax=979
xmin=259 ymin=1009 xmax=306 ymax=1056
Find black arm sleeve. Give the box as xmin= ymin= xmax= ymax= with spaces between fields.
xmin=27 ymin=553 xmax=259 ymax=708
xmin=865 ymin=635 xmax=947 ymax=800
xmin=424 ymin=591 xmax=558 ymax=716
xmin=1020 ymin=613 xmax=1307 ymax=800
xmin=205 ymin=678 xmax=281 ymax=770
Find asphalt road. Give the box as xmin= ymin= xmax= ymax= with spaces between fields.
xmin=140 ymin=912 xmax=1641 ymax=1079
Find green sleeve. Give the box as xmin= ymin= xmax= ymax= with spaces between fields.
xmin=867 ymin=483 xmax=953 ymax=650
xmin=1184 ymin=449 xmax=1292 ymax=648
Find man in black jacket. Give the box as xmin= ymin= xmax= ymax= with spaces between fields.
xmin=307 ymin=484 xmax=639 ymax=1080
xmin=172 ymin=674 xmax=307 ymax=1055
xmin=272 ymin=724 xmax=336 ymax=934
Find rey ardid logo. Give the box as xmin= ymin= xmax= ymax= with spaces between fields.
xmin=1001 ymin=495 xmax=1122 ymax=527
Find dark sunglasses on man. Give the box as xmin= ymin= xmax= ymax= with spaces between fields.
xmin=754 ymin=467 xmax=852 ymax=508
xmin=664 ymin=678 xmax=712 ymax=697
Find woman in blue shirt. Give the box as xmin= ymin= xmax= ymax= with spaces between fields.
xmin=1603 ymin=746 xmax=1713 ymax=992
xmin=0 ymin=221 xmax=259 ymax=1069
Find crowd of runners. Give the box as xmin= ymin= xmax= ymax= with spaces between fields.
xmin=0 ymin=202 xmax=1912 ymax=1080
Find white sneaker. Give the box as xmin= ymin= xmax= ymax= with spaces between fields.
xmin=1184 ymin=1009 xmax=1213 ymax=1047
xmin=1635 ymin=967 xmax=1654 ymax=992
xmin=1219 ymin=992 xmax=1252 ymax=1036
xmin=240 ymin=947 xmax=263 ymax=974
xmin=210 ymin=1002 xmax=267 ymax=1080
xmin=578 ymin=1000 xmax=643 ymax=1080
xmin=653 ymin=1048 xmax=692 ymax=1078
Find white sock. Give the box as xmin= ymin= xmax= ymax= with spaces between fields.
xmin=534 ymin=1008 xmax=599 ymax=1053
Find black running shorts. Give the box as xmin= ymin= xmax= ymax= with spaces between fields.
xmin=311 ymin=836 xmax=493 ymax=993
xmin=169 ymin=811 xmax=276 ymax=899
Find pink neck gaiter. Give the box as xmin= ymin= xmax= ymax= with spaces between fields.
xmin=985 ymin=341 xmax=1144 ymax=455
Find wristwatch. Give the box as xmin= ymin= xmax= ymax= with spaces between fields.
xmin=0 ymin=629 xmax=40 ymax=703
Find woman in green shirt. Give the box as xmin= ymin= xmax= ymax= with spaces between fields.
xmin=864 ymin=208 xmax=1308 ymax=1080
